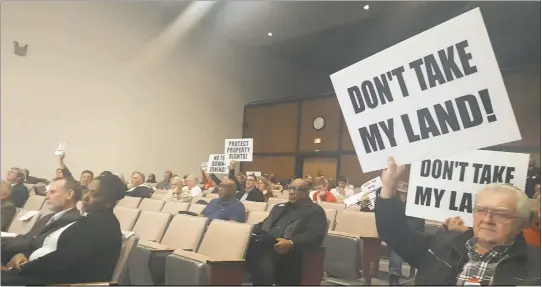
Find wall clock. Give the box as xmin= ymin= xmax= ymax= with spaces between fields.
xmin=313 ymin=116 xmax=325 ymax=130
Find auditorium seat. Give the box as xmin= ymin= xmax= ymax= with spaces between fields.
xmin=131 ymin=211 xmax=171 ymax=242
xmin=165 ymin=220 xmax=252 ymax=285
xmin=205 ymin=193 xmax=219 ymax=199
xmin=33 ymin=184 xmax=47 ymax=196
xmin=138 ymin=198 xmax=165 ymax=212
xmin=24 ymin=183 xmax=35 ymax=190
xmin=151 ymin=193 xmax=165 ymax=200
xmin=266 ymin=198 xmax=288 ymax=211
xmin=113 ymin=207 xmax=141 ymax=231
xmin=117 ymin=197 xmax=143 ymax=209
xmin=191 ymin=197 xmax=212 ymax=205
xmin=244 ymin=211 xmax=269 ymax=225
xmin=8 ymin=209 xmax=41 ymax=234
xmin=188 ymin=203 xmax=206 ymax=214
xmin=324 ymin=211 xmax=381 ymax=285
xmin=23 ymin=195 xmax=46 ymax=211
xmin=127 ymin=215 xmax=208 ymax=285
xmin=113 ymin=231 xmax=140 ymax=284
xmin=319 ymin=202 xmax=346 ymax=212
xmin=242 ymin=201 xmax=267 ymax=212
xmin=323 ymin=209 xmax=338 ymax=231
xmin=161 ymin=201 xmax=190 ymax=214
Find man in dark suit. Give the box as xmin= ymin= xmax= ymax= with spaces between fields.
xmin=2 ymin=177 xmax=81 ymax=264
xmin=23 ymin=169 xmax=49 ymax=185
xmin=229 ymin=161 xmax=265 ymax=202
xmin=126 ymin=172 xmax=152 ymax=198
xmin=1 ymin=180 xmax=17 ymax=231
xmin=6 ymin=168 xmax=29 ymax=208
xmin=246 ymin=178 xmax=327 ymax=285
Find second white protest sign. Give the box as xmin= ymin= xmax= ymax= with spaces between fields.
xmin=405 ymin=150 xmax=529 ymax=227
xmin=330 ymin=8 xmax=521 ymax=172
xmin=206 ymin=154 xmax=228 ymax=174
xmin=225 ymin=139 xmax=253 ymax=162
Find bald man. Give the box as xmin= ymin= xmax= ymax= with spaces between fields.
xmin=200 ymin=179 xmax=245 ymax=223
xmin=247 ymin=178 xmax=327 ymax=285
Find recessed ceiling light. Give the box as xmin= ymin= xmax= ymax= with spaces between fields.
xmin=268 ymin=32 xmax=273 ymax=36
xmin=364 ymin=4 xmax=370 ymax=10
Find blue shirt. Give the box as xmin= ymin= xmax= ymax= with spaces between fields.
xmin=201 ymin=197 xmax=246 ymax=223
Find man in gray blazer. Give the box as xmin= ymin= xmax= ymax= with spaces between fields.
xmin=1 ymin=180 xmax=17 ymax=231
xmin=1 ymin=177 xmax=82 ymax=264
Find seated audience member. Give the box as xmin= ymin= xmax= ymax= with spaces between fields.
xmin=23 ymin=169 xmax=48 ymax=185
xmin=55 ymin=168 xmax=65 ymax=179
xmin=156 ymin=171 xmax=173 ymax=190
xmin=257 ymin=176 xmax=274 ymax=202
xmin=330 ymin=176 xmax=355 ymax=200
xmin=526 ymin=155 xmax=541 ymax=198
xmin=524 ymin=190 xmax=541 ymax=247
xmin=200 ymin=179 xmax=245 ymax=223
xmin=237 ymin=173 xmax=247 ymax=191
xmin=1 ymin=174 xmax=125 ymax=285
xmin=2 ymin=177 xmax=82 ymax=264
xmin=6 ymin=168 xmax=29 ymax=208
xmin=165 ymin=176 xmax=192 ymax=202
xmin=146 ymin=173 xmax=157 ymax=184
xmin=230 ymin=161 xmax=265 ymax=202
xmin=375 ymin=157 xmax=541 ymax=286
xmin=58 ymin=154 xmax=94 ymax=195
xmin=126 ymin=171 xmax=152 ymax=198
xmin=246 ymin=178 xmax=327 ymax=285
xmin=184 ymin=174 xmax=203 ymax=197
xmin=312 ymin=177 xmax=337 ymax=203
xmin=1 ymin=180 xmax=16 ymax=231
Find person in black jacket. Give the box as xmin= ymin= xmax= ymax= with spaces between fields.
xmin=375 ymin=157 xmax=540 ymax=286
xmin=246 ymin=178 xmax=327 ymax=285
xmin=126 ymin=171 xmax=152 ymax=198
xmin=229 ymin=161 xmax=265 ymax=202
xmin=1 ymin=173 xmax=125 ymax=285
xmin=23 ymin=169 xmax=49 ymax=185
xmin=6 ymin=168 xmax=29 ymax=208
xmin=525 ymin=155 xmax=541 ymax=198
xmin=2 ymin=177 xmax=82 ymax=264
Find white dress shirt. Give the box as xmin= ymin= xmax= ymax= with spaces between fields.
xmin=190 ymin=185 xmax=203 ymax=197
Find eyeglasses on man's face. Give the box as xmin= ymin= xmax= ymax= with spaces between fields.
xmin=473 ymin=206 xmax=516 ymax=222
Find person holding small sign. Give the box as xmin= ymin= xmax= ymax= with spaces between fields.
xmin=375 ymin=157 xmax=540 ymax=286
xmin=330 ymin=176 xmax=355 ymax=200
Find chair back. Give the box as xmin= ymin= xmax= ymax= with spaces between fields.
xmin=112 ymin=232 xmax=140 ymax=282
xmin=8 ymin=209 xmax=40 ymax=234
xmin=117 ymin=197 xmax=142 ymax=209
xmin=23 ymin=195 xmax=46 ymax=211
xmin=160 ymin=214 xmax=208 ymax=250
xmin=335 ymin=211 xmax=379 ymax=238
xmin=243 ymin=201 xmax=267 ymax=212
xmin=161 ymin=201 xmax=190 ymax=214
xmin=266 ymin=197 xmax=288 ymax=211
xmin=131 ymin=211 xmax=171 ymax=242
xmin=188 ymin=203 xmax=206 ymax=214
xmin=245 ymin=211 xmax=269 ymax=225
xmin=138 ymin=198 xmax=165 ymax=211
xmin=113 ymin=207 xmax=141 ymax=231
xmin=197 ymin=220 xmax=252 ymax=260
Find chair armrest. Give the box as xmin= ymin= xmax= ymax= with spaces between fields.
xmin=139 ymin=240 xmax=174 ymax=252
xmin=208 ymin=259 xmax=245 ymax=267
xmin=327 ymin=230 xmax=360 ymax=239
xmin=172 ymin=249 xmax=211 ymax=263
xmin=52 ymin=282 xmax=117 ymax=286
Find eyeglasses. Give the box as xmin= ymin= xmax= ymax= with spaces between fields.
xmin=473 ymin=206 xmax=517 ymax=222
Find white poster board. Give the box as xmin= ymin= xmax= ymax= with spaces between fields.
xmin=344 ymin=177 xmax=383 ymax=207
xmin=200 ymin=161 xmax=208 ymax=171
xmin=55 ymin=142 xmax=66 ymax=156
xmin=206 ymin=154 xmax=228 ymax=174
xmin=225 ymin=139 xmax=253 ymax=162
xmin=246 ymin=171 xmax=262 ymax=177
xmin=406 ymin=150 xmax=529 ymax=227
xmin=330 ymin=8 xmax=521 ymax=172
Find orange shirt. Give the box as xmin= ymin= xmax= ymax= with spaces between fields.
xmin=523 ymin=221 xmax=541 ymax=247
xmin=312 ymin=190 xmax=337 ymax=203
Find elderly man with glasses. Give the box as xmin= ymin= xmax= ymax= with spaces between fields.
xmin=245 ymin=178 xmax=327 ymax=286
xmin=375 ymin=157 xmax=540 ymax=286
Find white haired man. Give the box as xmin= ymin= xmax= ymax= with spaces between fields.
xmin=375 ymin=157 xmax=540 ymax=286
xmin=184 ymin=174 xmax=202 ymax=197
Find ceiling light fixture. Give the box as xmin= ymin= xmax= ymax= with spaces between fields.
xmin=268 ymin=32 xmax=273 ymax=36
xmin=364 ymin=4 xmax=370 ymax=10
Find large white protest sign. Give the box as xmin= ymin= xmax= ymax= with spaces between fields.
xmin=55 ymin=142 xmax=66 ymax=156
xmin=406 ymin=150 xmax=529 ymax=227
xmin=330 ymin=8 xmax=521 ymax=172
xmin=225 ymin=139 xmax=253 ymax=162
xmin=206 ymin=154 xmax=228 ymax=174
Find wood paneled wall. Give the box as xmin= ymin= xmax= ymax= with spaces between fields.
xmin=243 ymin=67 xmax=541 ymax=184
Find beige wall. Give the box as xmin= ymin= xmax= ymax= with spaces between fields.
xmin=0 ymin=2 xmax=328 ymax=179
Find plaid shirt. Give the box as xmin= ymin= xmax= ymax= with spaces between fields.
xmin=456 ymin=237 xmax=512 ymax=285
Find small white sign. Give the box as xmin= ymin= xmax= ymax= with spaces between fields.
xmin=206 ymin=154 xmax=228 ymax=174
xmin=201 ymin=161 xmax=208 ymax=171
xmin=225 ymin=138 xmax=253 ymax=162
xmin=344 ymin=177 xmax=382 ymax=207
xmin=406 ymin=150 xmax=529 ymax=226
xmin=55 ymin=142 xmax=66 ymax=156
xmin=330 ymin=8 xmax=521 ymax=172
xmin=246 ymin=171 xmax=262 ymax=177
xmin=18 ymin=210 xmax=40 ymax=221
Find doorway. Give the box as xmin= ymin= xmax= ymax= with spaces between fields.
xmin=300 ymin=157 xmax=338 ymax=181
